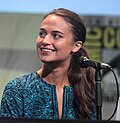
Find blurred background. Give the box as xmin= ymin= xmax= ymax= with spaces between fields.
xmin=0 ymin=0 xmax=120 ymax=120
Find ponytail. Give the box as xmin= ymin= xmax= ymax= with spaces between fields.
xmin=68 ymin=47 xmax=95 ymax=119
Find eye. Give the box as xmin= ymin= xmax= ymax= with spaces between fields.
xmin=53 ymin=33 xmax=62 ymax=39
xmin=39 ymin=30 xmax=46 ymax=38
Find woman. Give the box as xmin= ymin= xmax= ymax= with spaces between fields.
xmin=0 ymin=8 xmax=96 ymax=119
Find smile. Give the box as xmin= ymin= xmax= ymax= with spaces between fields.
xmin=41 ymin=48 xmax=55 ymax=52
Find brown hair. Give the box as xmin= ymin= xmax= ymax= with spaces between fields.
xmin=43 ymin=8 xmax=96 ymax=119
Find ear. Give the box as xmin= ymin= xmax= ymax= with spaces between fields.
xmin=72 ymin=41 xmax=83 ymax=53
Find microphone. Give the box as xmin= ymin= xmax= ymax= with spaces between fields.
xmin=79 ymin=56 xmax=111 ymax=69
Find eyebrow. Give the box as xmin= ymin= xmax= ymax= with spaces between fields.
xmin=52 ymin=30 xmax=64 ymax=35
xmin=40 ymin=28 xmax=64 ymax=35
xmin=39 ymin=28 xmax=45 ymax=31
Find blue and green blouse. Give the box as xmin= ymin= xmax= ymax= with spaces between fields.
xmin=0 ymin=72 xmax=96 ymax=119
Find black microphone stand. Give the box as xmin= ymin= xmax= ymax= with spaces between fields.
xmin=95 ymin=63 xmax=102 ymax=120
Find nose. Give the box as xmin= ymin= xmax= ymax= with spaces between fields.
xmin=41 ymin=34 xmax=51 ymax=45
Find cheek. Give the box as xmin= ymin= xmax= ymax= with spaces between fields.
xmin=59 ymin=45 xmax=73 ymax=56
xmin=36 ymin=37 xmax=42 ymax=47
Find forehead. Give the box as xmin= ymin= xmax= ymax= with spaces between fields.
xmin=41 ymin=15 xmax=71 ymax=31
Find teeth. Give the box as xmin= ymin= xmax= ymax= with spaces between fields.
xmin=41 ymin=48 xmax=54 ymax=52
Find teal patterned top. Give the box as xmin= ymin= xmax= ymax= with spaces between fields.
xmin=0 ymin=72 xmax=96 ymax=119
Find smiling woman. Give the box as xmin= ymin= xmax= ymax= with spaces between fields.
xmin=0 ymin=8 xmax=96 ymax=120
xmin=36 ymin=14 xmax=79 ymax=64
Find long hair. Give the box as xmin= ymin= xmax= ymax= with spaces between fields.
xmin=43 ymin=8 xmax=96 ymax=119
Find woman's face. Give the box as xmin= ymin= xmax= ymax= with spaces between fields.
xmin=36 ymin=14 xmax=82 ymax=64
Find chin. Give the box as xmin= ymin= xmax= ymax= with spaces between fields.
xmin=41 ymin=59 xmax=52 ymax=63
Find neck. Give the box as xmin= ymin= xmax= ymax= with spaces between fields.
xmin=38 ymin=62 xmax=70 ymax=88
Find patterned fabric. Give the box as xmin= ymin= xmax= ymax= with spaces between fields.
xmin=0 ymin=72 xmax=96 ymax=119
